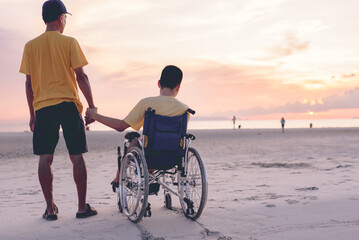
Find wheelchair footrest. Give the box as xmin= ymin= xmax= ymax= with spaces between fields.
xmin=183 ymin=197 xmax=195 ymax=215
xmin=144 ymin=202 xmax=152 ymax=217
xmin=186 ymin=208 xmax=195 ymax=215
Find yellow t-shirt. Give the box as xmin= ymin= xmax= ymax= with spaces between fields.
xmin=124 ymin=96 xmax=189 ymax=130
xmin=19 ymin=31 xmax=88 ymax=113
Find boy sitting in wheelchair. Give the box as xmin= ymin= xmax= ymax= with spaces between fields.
xmin=86 ymin=65 xmax=188 ymax=188
xmin=86 ymin=65 xmax=207 ymax=222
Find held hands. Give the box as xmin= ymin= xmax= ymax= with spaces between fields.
xmin=85 ymin=107 xmax=97 ymax=125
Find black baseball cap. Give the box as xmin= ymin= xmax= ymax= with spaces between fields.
xmin=42 ymin=0 xmax=71 ymax=23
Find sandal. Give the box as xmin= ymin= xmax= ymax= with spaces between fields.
xmin=76 ymin=203 xmax=97 ymax=219
xmin=43 ymin=205 xmax=59 ymax=221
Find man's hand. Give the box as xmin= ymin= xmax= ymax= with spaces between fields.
xmin=29 ymin=115 xmax=35 ymax=132
xmin=85 ymin=107 xmax=97 ymax=125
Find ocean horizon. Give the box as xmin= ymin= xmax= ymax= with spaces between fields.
xmin=1 ymin=118 xmax=358 ymax=132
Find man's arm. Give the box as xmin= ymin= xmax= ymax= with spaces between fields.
xmin=74 ymin=67 xmax=96 ymax=125
xmin=74 ymin=67 xmax=95 ymax=109
xmin=86 ymin=109 xmax=130 ymax=132
xmin=25 ymin=75 xmax=35 ymax=132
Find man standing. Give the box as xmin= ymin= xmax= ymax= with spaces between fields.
xmin=20 ymin=0 xmax=97 ymax=220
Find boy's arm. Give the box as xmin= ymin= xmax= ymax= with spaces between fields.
xmin=86 ymin=108 xmax=130 ymax=132
xmin=25 ymin=75 xmax=35 ymax=132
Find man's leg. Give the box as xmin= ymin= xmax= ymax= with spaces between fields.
xmin=60 ymin=102 xmax=90 ymax=213
xmin=34 ymin=105 xmax=60 ymax=216
xmin=38 ymin=154 xmax=56 ymax=214
xmin=69 ymin=154 xmax=87 ymax=213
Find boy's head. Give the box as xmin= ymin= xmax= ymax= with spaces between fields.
xmin=159 ymin=65 xmax=183 ymax=89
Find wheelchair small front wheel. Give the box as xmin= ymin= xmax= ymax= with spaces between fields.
xmin=178 ymin=147 xmax=208 ymax=220
xmin=119 ymin=147 xmax=149 ymax=223
xmin=165 ymin=193 xmax=172 ymax=210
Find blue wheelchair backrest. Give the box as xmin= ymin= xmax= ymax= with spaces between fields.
xmin=142 ymin=107 xmax=193 ymax=170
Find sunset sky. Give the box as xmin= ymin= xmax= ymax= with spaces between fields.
xmin=0 ymin=0 xmax=358 ymax=131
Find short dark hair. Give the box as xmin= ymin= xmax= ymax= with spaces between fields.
xmin=159 ymin=65 xmax=183 ymax=89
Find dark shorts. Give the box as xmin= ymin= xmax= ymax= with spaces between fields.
xmin=33 ymin=101 xmax=88 ymax=155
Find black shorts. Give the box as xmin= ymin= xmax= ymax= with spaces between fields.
xmin=33 ymin=101 xmax=88 ymax=155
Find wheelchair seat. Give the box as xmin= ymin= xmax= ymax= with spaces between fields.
xmin=142 ymin=108 xmax=190 ymax=170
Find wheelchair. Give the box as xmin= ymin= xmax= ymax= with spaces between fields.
xmin=116 ymin=108 xmax=208 ymax=223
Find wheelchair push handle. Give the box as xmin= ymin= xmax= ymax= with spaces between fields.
xmin=146 ymin=107 xmax=156 ymax=114
xmin=187 ymin=108 xmax=195 ymax=115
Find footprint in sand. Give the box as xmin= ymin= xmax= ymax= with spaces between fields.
xmin=296 ymin=186 xmax=319 ymax=191
xmin=305 ymin=196 xmax=318 ymax=200
xmin=18 ymin=190 xmax=41 ymax=195
xmin=285 ymin=199 xmax=299 ymax=204
xmin=266 ymin=204 xmax=276 ymax=208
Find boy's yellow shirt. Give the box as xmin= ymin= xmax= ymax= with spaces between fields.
xmin=20 ymin=31 xmax=88 ymax=113
xmin=124 ymin=96 xmax=189 ymax=131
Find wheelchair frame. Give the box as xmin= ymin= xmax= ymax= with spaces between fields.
xmin=116 ymin=110 xmax=208 ymax=223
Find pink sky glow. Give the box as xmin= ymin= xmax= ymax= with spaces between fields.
xmin=0 ymin=0 xmax=358 ymax=131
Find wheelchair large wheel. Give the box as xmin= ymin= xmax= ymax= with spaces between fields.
xmin=119 ymin=147 xmax=149 ymax=223
xmin=178 ymin=147 xmax=208 ymax=220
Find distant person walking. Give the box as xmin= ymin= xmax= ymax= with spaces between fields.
xmin=20 ymin=0 xmax=97 ymax=220
xmin=232 ymin=116 xmax=236 ymax=129
xmin=281 ymin=117 xmax=285 ymax=133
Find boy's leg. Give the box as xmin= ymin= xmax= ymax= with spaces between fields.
xmin=70 ymin=154 xmax=87 ymax=213
xmin=38 ymin=154 xmax=56 ymax=214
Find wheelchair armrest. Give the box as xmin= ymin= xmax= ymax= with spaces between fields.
xmin=125 ymin=131 xmax=141 ymax=141
xmin=186 ymin=134 xmax=196 ymax=140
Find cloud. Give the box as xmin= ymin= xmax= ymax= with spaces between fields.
xmin=234 ymin=87 xmax=359 ymax=117
xmin=269 ymin=32 xmax=309 ymax=57
xmin=317 ymin=88 xmax=359 ymax=110
xmin=259 ymin=32 xmax=310 ymax=60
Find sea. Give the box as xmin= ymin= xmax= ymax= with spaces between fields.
xmin=1 ymin=118 xmax=358 ymax=132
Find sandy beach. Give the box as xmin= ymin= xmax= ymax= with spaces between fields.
xmin=1 ymin=128 xmax=359 ymax=240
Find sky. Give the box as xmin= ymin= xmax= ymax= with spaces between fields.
xmin=0 ymin=0 xmax=358 ymax=131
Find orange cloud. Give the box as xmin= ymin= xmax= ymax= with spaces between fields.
xmin=259 ymin=32 xmax=310 ymax=60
